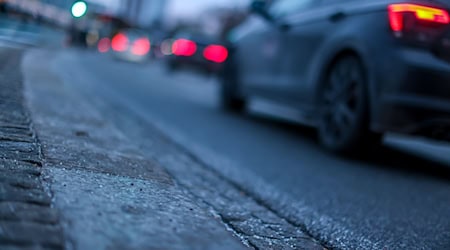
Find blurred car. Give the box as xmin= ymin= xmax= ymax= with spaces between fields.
xmin=221 ymin=0 xmax=450 ymax=153
xmin=110 ymin=29 xmax=151 ymax=63
xmin=166 ymin=31 xmax=229 ymax=74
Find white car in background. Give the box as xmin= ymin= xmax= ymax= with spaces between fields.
xmin=110 ymin=29 xmax=151 ymax=63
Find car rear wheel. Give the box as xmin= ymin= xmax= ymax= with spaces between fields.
xmin=219 ymin=58 xmax=246 ymax=112
xmin=318 ymin=55 xmax=379 ymax=154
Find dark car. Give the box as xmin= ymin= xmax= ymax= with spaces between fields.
xmin=220 ymin=0 xmax=450 ymax=153
xmin=166 ymin=31 xmax=229 ymax=73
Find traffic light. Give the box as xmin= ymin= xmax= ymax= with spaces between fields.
xmin=71 ymin=1 xmax=88 ymax=18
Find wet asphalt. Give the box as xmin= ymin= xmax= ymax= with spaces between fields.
xmin=53 ymin=50 xmax=450 ymax=249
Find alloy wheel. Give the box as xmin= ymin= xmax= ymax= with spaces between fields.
xmin=318 ymin=56 xmax=367 ymax=152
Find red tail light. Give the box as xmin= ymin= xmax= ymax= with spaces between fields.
xmin=203 ymin=45 xmax=228 ymax=63
xmin=388 ymin=4 xmax=450 ymax=32
xmin=132 ymin=38 xmax=151 ymax=56
xmin=172 ymin=39 xmax=197 ymax=56
xmin=97 ymin=37 xmax=110 ymax=53
xmin=111 ymin=33 xmax=128 ymax=52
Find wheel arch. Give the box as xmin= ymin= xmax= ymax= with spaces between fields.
xmin=309 ymin=44 xmax=378 ymax=128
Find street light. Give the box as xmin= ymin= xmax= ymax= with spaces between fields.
xmin=71 ymin=1 xmax=88 ymax=18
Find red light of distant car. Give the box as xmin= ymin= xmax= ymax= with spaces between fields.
xmin=203 ymin=45 xmax=228 ymax=63
xmin=97 ymin=37 xmax=110 ymax=53
xmin=388 ymin=3 xmax=450 ymax=31
xmin=132 ymin=38 xmax=151 ymax=56
xmin=111 ymin=33 xmax=128 ymax=52
xmin=172 ymin=39 xmax=197 ymax=56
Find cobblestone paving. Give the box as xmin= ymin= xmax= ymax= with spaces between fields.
xmin=0 ymin=49 xmax=64 ymax=249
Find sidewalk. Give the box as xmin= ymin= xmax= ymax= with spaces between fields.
xmin=19 ymin=48 xmax=247 ymax=250
xmin=0 ymin=47 xmax=245 ymax=249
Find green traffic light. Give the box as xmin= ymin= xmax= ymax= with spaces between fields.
xmin=71 ymin=1 xmax=88 ymax=18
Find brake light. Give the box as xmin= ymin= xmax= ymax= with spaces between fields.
xmin=203 ymin=45 xmax=228 ymax=63
xmin=132 ymin=38 xmax=151 ymax=56
xmin=111 ymin=33 xmax=128 ymax=52
xmin=172 ymin=39 xmax=197 ymax=56
xmin=388 ymin=4 xmax=450 ymax=32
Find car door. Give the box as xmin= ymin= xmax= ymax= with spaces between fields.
xmin=279 ymin=0 xmax=358 ymax=108
xmin=270 ymin=0 xmax=360 ymax=109
xmin=232 ymin=15 xmax=278 ymax=96
xmin=234 ymin=0 xmax=322 ymax=100
xmin=268 ymin=0 xmax=350 ymax=109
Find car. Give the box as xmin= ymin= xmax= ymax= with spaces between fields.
xmin=166 ymin=31 xmax=229 ymax=74
xmin=110 ymin=29 xmax=151 ymax=63
xmin=220 ymin=0 xmax=450 ymax=154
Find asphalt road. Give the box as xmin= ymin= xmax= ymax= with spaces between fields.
xmin=53 ymin=50 xmax=450 ymax=249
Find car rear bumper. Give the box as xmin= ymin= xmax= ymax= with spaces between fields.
xmin=113 ymin=51 xmax=147 ymax=63
xmin=378 ymin=94 xmax=450 ymax=140
xmin=375 ymin=48 xmax=450 ymax=141
xmin=169 ymin=55 xmax=223 ymax=73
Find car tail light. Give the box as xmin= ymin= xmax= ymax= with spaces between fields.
xmin=132 ymin=38 xmax=151 ymax=56
xmin=172 ymin=39 xmax=197 ymax=56
xmin=111 ymin=33 xmax=128 ymax=52
xmin=97 ymin=37 xmax=110 ymax=53
xmin=388 ymin=4 xmax=450 ymax=32
xmin=203 ymin=45 xmax=228 ymax=63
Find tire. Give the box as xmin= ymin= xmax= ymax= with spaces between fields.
xmin=219 ymin=57 xmax=246 ymax=112
xmin=317 ymin=55 xmax=380 ymax=154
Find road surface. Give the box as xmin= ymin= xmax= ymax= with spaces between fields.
xmin=50 ymin=50 xmax=450 ymax=249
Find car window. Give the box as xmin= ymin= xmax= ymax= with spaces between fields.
xmin=269 ymin=0 xmax=316 ymax=18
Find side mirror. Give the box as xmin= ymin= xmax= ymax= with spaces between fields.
xmin=250 ymin=1 xmax=273 ymax=22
